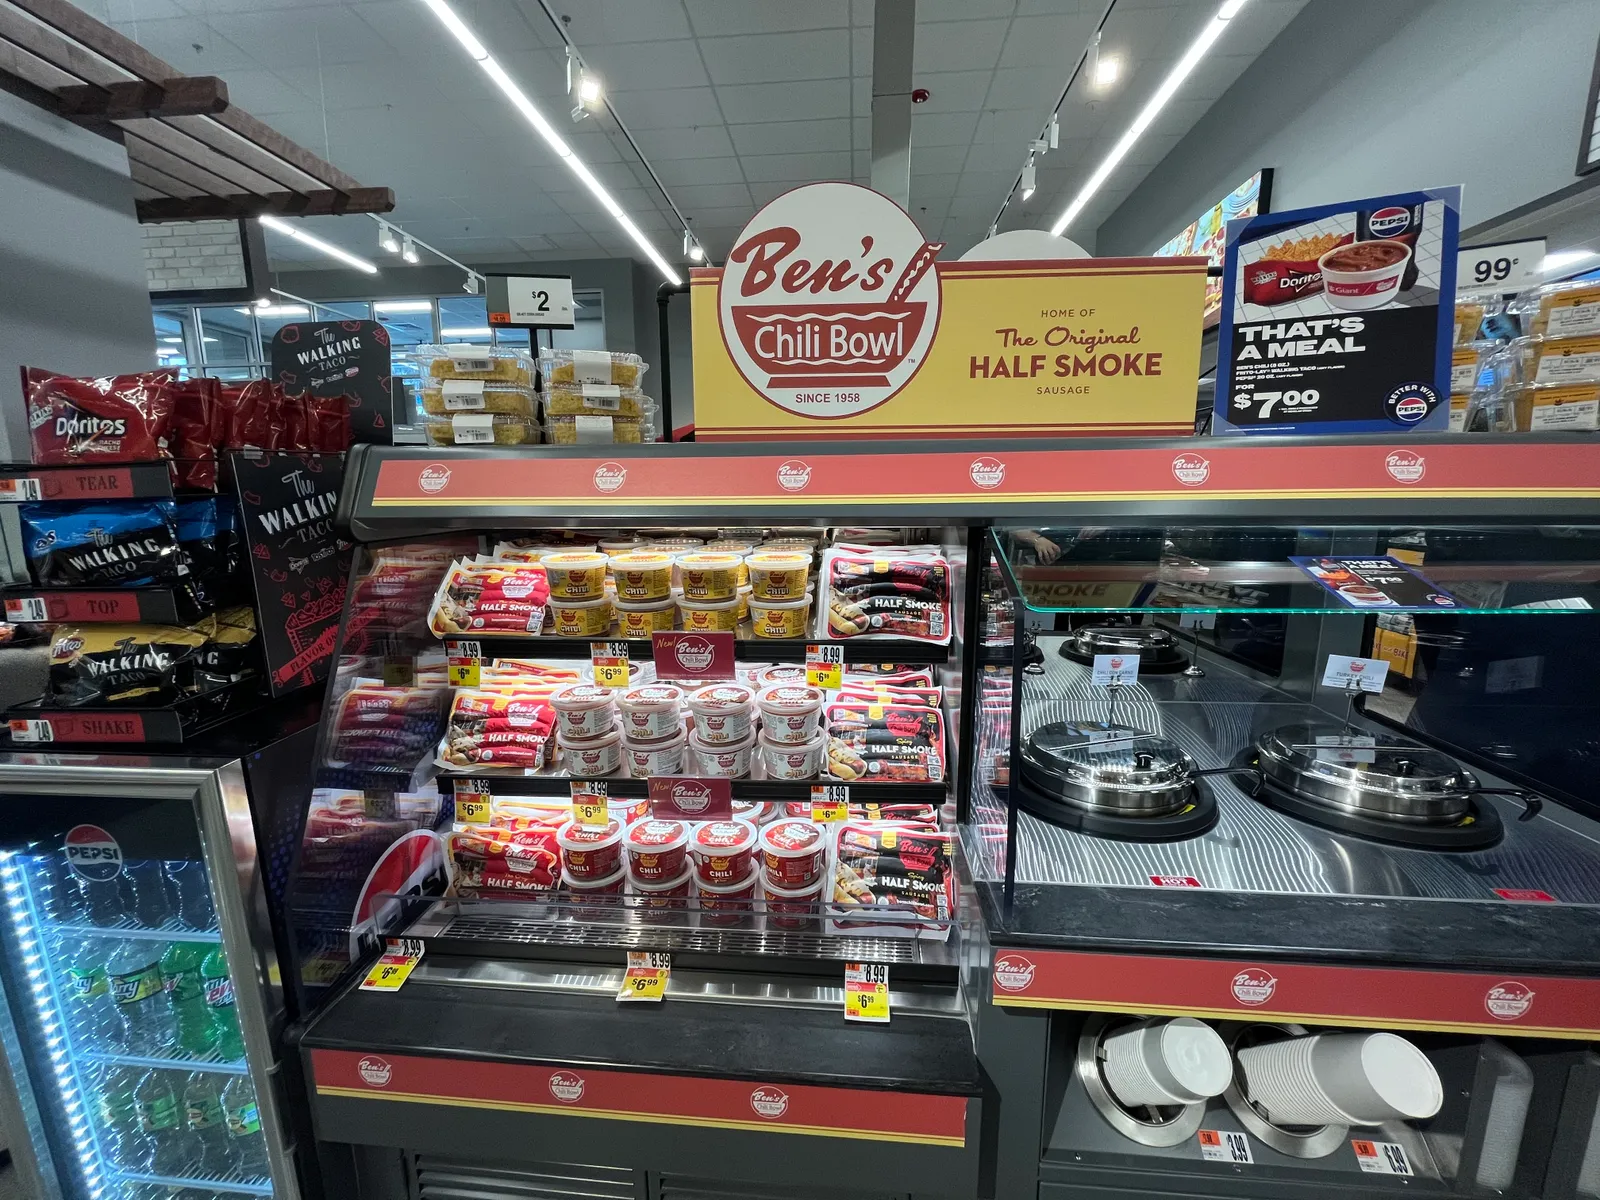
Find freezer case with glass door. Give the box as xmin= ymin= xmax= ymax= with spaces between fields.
xmin=0 ymin=751 xmax=303 ymax=1200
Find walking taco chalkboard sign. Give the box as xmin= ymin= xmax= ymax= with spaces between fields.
xmin=270 ymin=320 xmax=394 ymax=444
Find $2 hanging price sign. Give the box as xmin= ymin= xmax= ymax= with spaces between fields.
xmin=845 ymin=962 xmax=890 ymax=1023
xmin=617 ymin=951 xmax=671 ymax=1002
xmin=359 ymin=938 xmax=425 ymax=992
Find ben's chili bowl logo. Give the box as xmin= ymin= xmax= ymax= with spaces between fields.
xmin=356 ymin=1056 xmax=392 ymax=1087
xmin=418 ymin=464 xmax=451 ymax=494
xmin=1485 ymin=981 xmax=1535 ymax=1021
xmin=969 ymin=456 xmax=1006 ymax=489
xmin=671 ymin=780 xmax=714 ymax=816
xmin=593 ymin=462 xmax=627 ymax=493
xmin=1385 ymin=450 xmax=1425 ymax=483
xmin=671 ymin=635 xmax=716 ymax=674
xmin=549 ymin=1071 xmax=585 ymax=1102
xmin=992 ymin=953 xmax=1037 ymax=993
xmin=751 ymin=1086 xmax=790 ymax=1119
xmin=1230 ymin=967 xmax=1278 ymax=1006
xmin=720 ymin=182 xmax=943 ymax=419
xmin=776 ymin=459 xmax=813 ymax=491
xmin=1172 ymin=453 xmax=1210 ymax=486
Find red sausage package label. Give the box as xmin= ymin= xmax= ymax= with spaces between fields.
xmin=442 ymin=689 xmax=556 ymax=769
xmin=430 ymin=561 xmax=551 ymax=637
xmin=26 ymin=369 xmax=176 ymax=465
xmin=822 ymin=549 xmax=952 ymax=645
xmin=825 ymin=702 xmax=945 ymax=783
xmin=448 ymin=825 xmax=560 ymax=897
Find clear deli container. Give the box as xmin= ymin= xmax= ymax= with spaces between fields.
xmin=421 ymin=344 xmax=535 ymax=385
xmin=420 ymin=381 xmax=536 ymax=417
xmin=420 ymin=413 xmax=538 ymax=446
xmin=540 ymin=347 xmax=647 ymax=388
xmin=543 ymin=384 xmax=648 ymax=418
xmin=544 ymin=414 xmax=645 ymax=444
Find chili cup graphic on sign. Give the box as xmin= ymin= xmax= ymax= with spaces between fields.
xmin=720 ymin=181 xmax=943 ymax=419
xmin=1213 ymin=186 xmax=1459 ymax=435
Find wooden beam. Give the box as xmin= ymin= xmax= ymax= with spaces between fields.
xmin=0 ymin=3 xmax=124 ymax=87
xmin=136 ymin=114 xmax=332 ymax=193
xmin=119 ymin=119 xmax=281 ymax=196
xmin=56 ymin=76 xmax=228 ymax=120
xmin=137 ymin=186 xmax=396 ymax=223
xmin=127 ymin=157 xmax=203 ymax=198
xmin=125 ymin=137 xmax=250 ymax=197
xmin=208 ymin=106 xmax=362 ymax=193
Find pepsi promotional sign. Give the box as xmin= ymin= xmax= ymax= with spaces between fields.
xmin=64 ymin=824 xmax=123 ymax=881
xmin=1213 ymin=186 xmax=1460 ymax=435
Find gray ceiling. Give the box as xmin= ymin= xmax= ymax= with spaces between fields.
xmin=82 ymin=0 xmax=1305 ymax=270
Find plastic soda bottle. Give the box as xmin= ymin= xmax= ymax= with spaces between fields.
xmin=134 ymin=1069 xmax=187 ymax=1178
xmin=160 ymin=942 xmax=216 ymax=1057
xmin=107 ymin=942 xmax=174 ymax=1055
xmin=182 ymin=1071 xmax=234 ymax=1176
xmin=121 ymin=861 xmax=173 ymax=929
xmin=93 ymin=1065 xmax=149 ymax=1170
xmin=199 ymin=947 xmax=243 ymax=1060
xmin=162 ymin=861 xmax=215 ymax=931
xmin=222 ymin=1075 xmax=268 ymax=1176
xmin=65 ymin=939 xmax=119 ymax=1047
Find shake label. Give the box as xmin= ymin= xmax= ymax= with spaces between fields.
xmin=227 ymin=1101 xmax=261 ymax=1136
xmin=110 ymin=964 xmax=161 ymax=1005
xmin=138 ymin=1093 xmax=179 ymax=1133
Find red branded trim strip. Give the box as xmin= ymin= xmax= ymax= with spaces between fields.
xmin=310 ymin=1050 xmax=968 ymax=1146
xmin=370 ymin=442 xmax=1600 ymax=509
xmin=33 ymin=468 xmax=137 ymax=500
xmin=28 ymin=712 xmax=147 ymax=742
xmin=35 ymin=592 xmax=142 ymax=622
xmin=989 ymin=948 xmax=1600 ymax=1038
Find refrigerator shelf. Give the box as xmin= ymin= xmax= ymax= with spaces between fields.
xmin=45 ymin=920 xmax=221 ymax=943
xmin=114 ymin=1167 xmax=274 ymax=1195
xmin=81 ymin=1049 xmax=250 ymax=1075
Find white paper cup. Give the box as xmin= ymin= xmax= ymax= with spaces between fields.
xmin=1238 ymin=1035 xmax=1349 ymax=1126
xmin=1239 ymin=1031 xmax=1441 ymax=1126
xmin=1104 ymin=1018 xmax=1231 ymax=1108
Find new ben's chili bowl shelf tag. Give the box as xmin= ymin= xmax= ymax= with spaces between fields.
xmin=648 ymin=776 xmax=733 ymax=822
xmin=651 ymin=631 xmax=735 ymax=682
xmin=1214 ymin=186 xmax=1460 ymax=436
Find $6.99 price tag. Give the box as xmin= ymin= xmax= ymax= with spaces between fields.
xmin=570 ymin=780 xmax=609 ymax=827
xmin=445 ymin=640 xmax=482 ymax=688
xmin=453 ymin=784 xmax=492 ymax=825
xmin=359 ymin=939 xmax=424 ymax=992
xmin=811 ymin=784 xmax=849 ymax=822
xmin=617 ymin=951 xmax=670 ymax=1002
xmin=845 ymin=962 xmax=889 ymax=1023
xmin=590 ymin=641 xmax=630 ymax=689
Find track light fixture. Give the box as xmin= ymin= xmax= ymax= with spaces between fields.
xmin=402 ymin=235 xmax=419 ymax=264
xmin=1020 ymin=159 xmax=1037 ymax=202
xmin=683 ymin=229 xmax=704 ymax=262
xmin=378 ymin=222 xmax=399 ymax=254
xmin=464 ymin=273 xmax=482 ymax=294
xmin=566 ymin=46 xmax=601 ymax=122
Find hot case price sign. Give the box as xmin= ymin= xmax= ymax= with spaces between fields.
xmin=1213 ymin=186 xmax=1461 ymax=435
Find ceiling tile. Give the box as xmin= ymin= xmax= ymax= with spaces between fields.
xmin=738 ymin=151 xmax=852 ymax=182
xmin=628 ymin=125 xmax=739 ymax=160
xmin=611 ymin=87 xmax=724 ymax=130
xmin=908 ymin=70 xmax=992 ymax=114
xmin=997 ymin=13 xmax=1099 ymax=69
xmin=716 ymin=79 xmax=851 ymax=123
xmin=699 ymin=30 xmax=850 ymax=85
xmin=560 ymin=0 xmax=695 ymax=45
xmin=592 ymin=39 xmax=711 ymax=91
xmin=684 ymin=0 xmax=849 ymax=36
xmin=914 ymin=19 xmax=1009 ymax=73
xmin=651 ymin=156 xmax=748 ymax=186
xmin=672 ymin=182 xmax=755 ymax=208
xmin=729 ymin=118 xmax=851 ymax=156
xmin=910 ymin=143 xmax=969 ymax=173
xmin=910 ymin=111 xmax=979 ymax=146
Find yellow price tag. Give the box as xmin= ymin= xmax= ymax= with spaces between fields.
xmin=617 ymin=951 xmax=670 ymax=1002
xmin=810 ymin=784 xmax=849 ymax=823
xmin=572 ymin=797 xmax=609 ymax=827
xmin=445 ymin=639 xmax=481 ymax=688
xmin=455 ymin=794 xmax=491 ymax=825
xmin=844 ymin=962 xmax=889 ymax=1023
xmin=590 ymin=640 xmax=631 ymax=689
xmin=359 ymin=939 xmax=424 ymax=992
xmin=805 ymin=643 xmax=843 ymax=689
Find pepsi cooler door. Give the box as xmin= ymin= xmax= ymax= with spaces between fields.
xmin=0 ymin=756 xmax=298 ymax=1200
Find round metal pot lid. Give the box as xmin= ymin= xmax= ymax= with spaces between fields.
xmin=1020 ymin=721 xmax=1198 ymax=816
xmin=1066 ymin=624 xmax=1185 ymax=663
xmin=1254 ymin=721 xmax=1477 ymax=824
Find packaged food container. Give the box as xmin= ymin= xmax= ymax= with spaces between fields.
xmin=548 ymin=596 xmax=613 ymax=637
xmin=676 ymin=551 xmax=743 ymax=600
xmin=688 ymin=728 xmax=756 ymax=778
xmin=749 ymin=594 xmax=811 ymax=639
xmin=706 ymin=539 xmax=755 ymax=554
xmin=1451 ymin=343 xmax=1492 ymax=396
xmin=557 ymin=817 xmax=623 ymax=881
xmin=696 ymin=874 xmax=757 ymax=927
xmin=561 ymin=865 xmax=626 ymax=918
xmin=616 ymin=597 xmax=676 ymax=636
xmin=757 ymin=730 xmax=827 ymax=780
xmin=1510 ymin=381 xmax=1600 ymax=431
xmin=756 ymin=684 xmax=824 ymax=744
xmin=598 ymin=537 xmax=642 ymax=553
xmin=678 ymin=594 xmax=740 ymax=633
xmin=546 ymin=414 xmax=645 ymax=444
xmin=759 ymin=819 xmax=828 ymax=889
xmin=421 ymin=413 xmax=538 ymax=446
xmin=646 ymin=537 xmax=704 ymax=553
xmin=558 ymin=727 xmax=622 ymax=777
xmin=735 ymin=584 xmax=751 ymax=623
xmin=1525 ymin=280 xmax=1600 ymax=339
xmin=1449 ymin=393 xmax=1470 ymax=433
xmin=550 ymin=683 xmax=617 ymax=740
xmin=542 ymin=552 xmax=610 ymax=600
xmin=762 ymin=875 xmax=824 ymax=930
xmin=609 ymin=551 xmax=675 ymax=601
xmin=687 ymin=683 xmax=755 ymax=744
xmin=631 ymin=866 xmax=693 ymax=923
xmin=616 ymin=683 xmax=684 ymax=742
xmin=1454 ymin=300 xmax=1486 ymax=346
xmin=622 ymin=728 xmax=687 ymax=777
xmin=690 ymin=819 xmax=758 ymax=884
xmin=543 ymin=384 xmax=647 ymax=418
xmin=754 ymin=664 xmax=808 ymax=687
xmin=609 ymin=796 xmax=650 ymax=826
xmin=746 ymin=550 xmax=812 ymax=600
xmin=733 ymin=799 xmax=775 ymax=826
xmin=1516 ymin=335 xmax=1600 ymax=387
xmin=624 ymin=819 xmax=689 ymax=883
xmin=420 ymin=381 xmax=536 ymax=417
xmin=1316 ymin=240 xmax=1412 ymax=312
xmin=540 ymin=347 xmax=647 ymax=388
xmin=422 ymin=344 xmax=535 ymax=385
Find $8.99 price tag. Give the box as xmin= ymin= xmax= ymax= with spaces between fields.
xmin=811 ymin=784 xmax=849 ymax=822
xmin=805 ymin=643 xmax=843 ymax=689
xmin=445 ymin=640 xmax=482 ymax=688
xmin=617 ymin=951 xmax=670 ymax=1002
xmin=844 ymin=962 xmax=889 ymax=1023
xmin=453 ymin=780 xmax=492 ymax=825
xmin=570 ymin=780 xmax=609 ymax=827
xmin=359 ymin=939 xmax=424 ymax=992
xmin=590 ymin=641 xmax=630 ymax=689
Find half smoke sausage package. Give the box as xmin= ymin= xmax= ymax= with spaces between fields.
xmin=820 ymin=547 xmax=952 ymax=645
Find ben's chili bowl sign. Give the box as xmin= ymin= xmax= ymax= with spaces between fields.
xmin=720 ymin=181 xmax=943 ymax=419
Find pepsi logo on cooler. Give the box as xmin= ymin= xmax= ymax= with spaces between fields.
xmin=63 ymin=823 xmax=123 ymax=881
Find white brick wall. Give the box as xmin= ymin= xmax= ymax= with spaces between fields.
xmin=141 ymin=220 xmax=247 ymax=292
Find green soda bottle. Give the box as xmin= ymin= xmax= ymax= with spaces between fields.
xmin=199 ymin=946 xmax=244 ymax=1060
xmin=160 ymin=942 xmax=216 ymax=1057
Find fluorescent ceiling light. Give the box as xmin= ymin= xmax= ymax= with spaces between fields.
xmin=160 ymin=337 xmax=182 ymax=343
xmin=259 ymin=215 xmax=379 ymax=275
xmin=375 ymin=300 xmax=435 ymax=314
xmin=234 ymin=304 xmax=311 ymax=318
xmin=420 ymin=0 xmax=681 ymax=285
xmin=1541 ymin=249 xmax=1598 ymax=274
xmin=441 ymin=327 xmax=492 ymax=337
xmin=1050 ymin=0 xmax=1250 ymax=236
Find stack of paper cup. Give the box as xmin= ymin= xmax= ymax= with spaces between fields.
xmin=1103 ymin=1018 xmax=1233 ymax=1109
xmin=1238 ymin=1031 xmax=1442 ymax=1126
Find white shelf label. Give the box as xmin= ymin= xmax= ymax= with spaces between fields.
xmin=1091 ymin=653 xmax=1140 ymax=686
xmin=443 ymin=379 xmax=486 ymax=410
xmin=1352 ymin=1139 xmax=1413 ymax=1176
xmin=1457 ymin=237 xmax=1544 ymax=295
xmin=452 ymin=413 xmax=496 ymax=444
xmin=1320 ymin=655 xmax=1389 ymax=693
xmin=1198 ymin=1129 xmax=1252 ymax=1164
xmin=5 ymin=597 xmax=48 ymax=623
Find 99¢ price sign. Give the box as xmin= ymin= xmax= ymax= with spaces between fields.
xmin=1457 ymin=237 xmax=1544 ymax=293
xmin=845 ymin=962 xmax=890 ymax=1023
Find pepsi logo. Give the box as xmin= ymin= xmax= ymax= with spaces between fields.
xmin=63 ymin=824 xmax=122 ymax=882
xmin=593 ymin=462 xmax=627 ymax=494
xmin=1484 ymin=981 xmax=1535 ymax=1021
xmin=548 ymin=1070 xmax=585 ymax=1102
xmin=1230 ymin=967 xmax=1278 ymax=1006
xmin=1366 ymin=206 xmax=1411 ymax=238
xmin=992 ymin=953 xmax=1037 ymax=993
xmin=417 ymin=464 xmax=451 ymax=494
xmin=751 ymin=1085 xmax=790 ymax=1119
xmin=1172 ymin=453 xmax=1210 ymax=487
xmin=1394 ymin=396 xmax=1428 ymax=422
xmin=357 ymin=1056 xmax=392 ymax=1087
xmin=969 ymin=456 xmax=1006 ymax=490
xmin=672 ymin=635 xmax=716 ymax=674
xmin=1385 ymin=450 xmax=1426 ymax=482
xmin=776 ymin=460 xmax=812 ymax=491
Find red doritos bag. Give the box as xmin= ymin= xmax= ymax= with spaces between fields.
xmin=26 ymin=368 xmax=176 ymax=464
